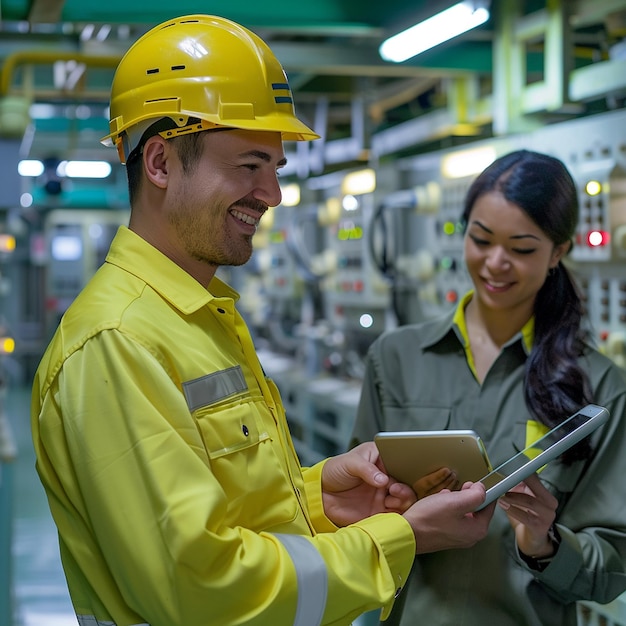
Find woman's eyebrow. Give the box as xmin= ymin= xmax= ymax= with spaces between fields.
xmin=470 ymin=219 xmax=493 ymax=234
xmin=510 ymin=233 xmax=541 ymax=242
xmin=470 ymin=219 xmax=541 ymax=241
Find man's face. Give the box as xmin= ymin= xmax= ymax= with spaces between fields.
xmin=163 ymin=128 xmax=286 ymax=281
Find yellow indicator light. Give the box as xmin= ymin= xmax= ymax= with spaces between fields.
xmin=0 ymin=234 xmax=16 ymax=253
xmin=585 ymin=180 xmax=602 ymax=196
xmin=0 ymin=337 xmax=15 ymax=354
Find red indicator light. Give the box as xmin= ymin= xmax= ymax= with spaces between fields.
xmin=586 ymin=230 xmax=610 ymax=247
xmin=445 ymin=290 xmax=458 ymax=303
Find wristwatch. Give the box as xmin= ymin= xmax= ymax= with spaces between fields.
xmin=519 ymin=524 xmax=561 ymax=572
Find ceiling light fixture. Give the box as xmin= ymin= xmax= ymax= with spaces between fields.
xmin=379 ymin=1 xmax=490 ymax=63
xmin=18 ymin=159 xmax=112 ymax=179
xmin=57 ymin=160 xmax=112 ymax=178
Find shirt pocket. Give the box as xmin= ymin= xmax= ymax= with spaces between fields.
xmin=384 ymin=405 xmax=452 ymax=432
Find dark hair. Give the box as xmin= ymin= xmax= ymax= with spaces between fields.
xmin=462 ymin=149 xmax=592 ymax=463
xmin=125 ymin=119 xmax=214 ymax=204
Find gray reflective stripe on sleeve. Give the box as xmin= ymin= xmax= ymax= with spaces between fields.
xmin=77 ymin=616 xmax=148 ymax=626
xmin=275 ymin=533 xmax=328 ymax=626
xmin=182 ymin=365 xmax=247 ymax=411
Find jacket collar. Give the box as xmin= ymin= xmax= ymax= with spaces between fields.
xmin=105 ymin=225 xmax=239 ymax=315
xmin=421 ymin=290 xmax=534 ymax=356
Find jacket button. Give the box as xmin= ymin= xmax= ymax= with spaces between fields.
xmin=242 ymin=424 xmax=249 ymax=436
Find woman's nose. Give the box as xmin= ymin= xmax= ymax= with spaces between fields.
xmin=485 ymin=247 xmax=510 ymax=271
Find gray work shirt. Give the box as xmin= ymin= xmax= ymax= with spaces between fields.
xmin=351 ymin=305 xmax=626 ymax=626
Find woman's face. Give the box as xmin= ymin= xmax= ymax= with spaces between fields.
xmin=464 ymin=191 xmax=569 ymax=316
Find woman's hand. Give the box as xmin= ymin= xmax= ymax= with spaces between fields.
xmin=321 ymin=442 xmax=418 ymax=526
xmin=413 ymin=467 xmax=459 ymax=499
xmin=498 ymin=472 xmax=558 ymax=558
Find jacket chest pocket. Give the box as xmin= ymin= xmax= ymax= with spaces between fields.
xmin=194 ymin=395 xmax=298 ymax=530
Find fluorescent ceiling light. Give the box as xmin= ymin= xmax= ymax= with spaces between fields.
xmin=18 ymin=159 xmax=112 ymax=178
xmin=380 ymin=1 xmax=490 ymax=63
xmin=18 ymin=159 xmax=45 ymax=177
xmin=57 ymin=160 xmax=112 ymax=178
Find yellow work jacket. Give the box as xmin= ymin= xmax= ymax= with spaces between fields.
xmin=31 ymin=226 xmax=414 ymax=626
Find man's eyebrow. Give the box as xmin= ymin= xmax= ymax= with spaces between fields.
xmin=241 ymin=150 xmax=288 ymax=168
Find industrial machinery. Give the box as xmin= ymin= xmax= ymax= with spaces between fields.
xmin=256 ymin=108 xmax=626 ymax=467
xmin=44 ymin=209 xmax=128 ymax=337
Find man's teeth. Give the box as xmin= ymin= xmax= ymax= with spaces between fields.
xmin=231 ymin=210 xmax=258 ymax=225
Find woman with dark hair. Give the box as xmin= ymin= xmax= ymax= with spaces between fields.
xmin=351 ymin=149 xmax=626 ymax=625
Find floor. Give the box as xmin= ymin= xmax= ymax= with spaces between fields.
xmin=5 ymin=383 xmax=76 ymax=626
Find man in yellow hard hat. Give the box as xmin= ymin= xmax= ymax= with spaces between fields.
xmin=31 ymin=15 xmax=494 ymax=626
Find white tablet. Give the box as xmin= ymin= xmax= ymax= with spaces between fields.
xmin=476 ymin=403 xmax=610 ymax=510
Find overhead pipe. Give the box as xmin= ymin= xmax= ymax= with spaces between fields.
xmin=0 ymin=50 xmax=120 ymax=97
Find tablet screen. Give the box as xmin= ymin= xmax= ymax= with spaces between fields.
xmin=477 ymin=404 xmax=610 ymax=509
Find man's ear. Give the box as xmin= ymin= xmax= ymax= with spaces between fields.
xmin=142 ymin=136 xmax=170 ymax=189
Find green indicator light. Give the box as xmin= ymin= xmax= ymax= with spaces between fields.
xmin=443 ymin=221 xmax=455 ymax=236
xmin=440 ymin=257 xmax=453 ymax=270
xmin=269 ymin=231 xmax=285 ymax=243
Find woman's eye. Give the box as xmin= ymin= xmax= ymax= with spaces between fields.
xmin=469 ymin=235 xmax=489 ymax=246
xmin=512 ymin=248 xmax=536 ymax=255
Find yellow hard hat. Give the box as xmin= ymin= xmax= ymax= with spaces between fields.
xmin=101 ymin=14 xmax=319 ymax=163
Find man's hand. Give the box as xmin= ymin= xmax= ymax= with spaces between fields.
xmin=322 ymin=442 xmax=418 ymax=526
xmin=402 ymin=482 xmax=495 ymax=554
xmin=498 ymin=472 xmax=558 ymax=558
